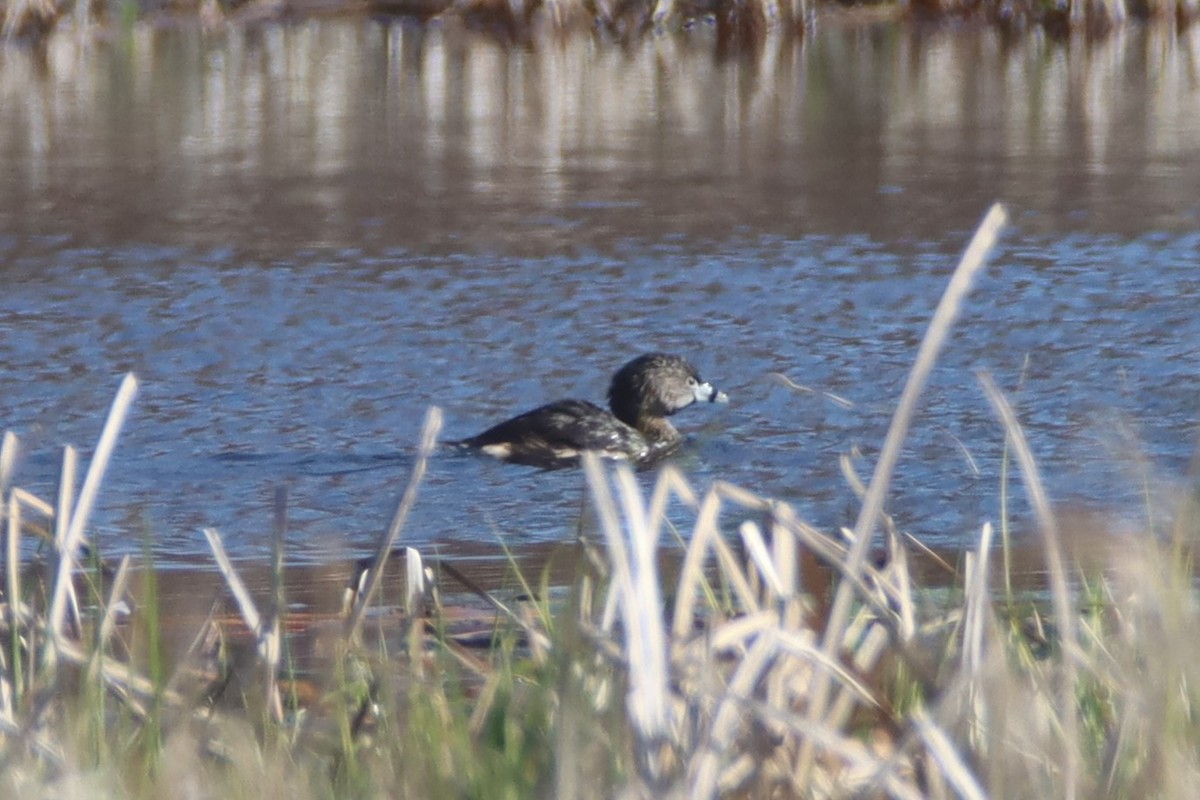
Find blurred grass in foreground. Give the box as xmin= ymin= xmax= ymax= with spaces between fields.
xmin=5 ymin=204 xmax=1200 ymax=797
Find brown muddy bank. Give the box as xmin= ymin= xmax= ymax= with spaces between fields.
xmin=37 ymin=504 xmax=1147 ymax=690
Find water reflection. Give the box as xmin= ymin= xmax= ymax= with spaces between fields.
xmin=0 ymin=22 xmax=1197 ymax=565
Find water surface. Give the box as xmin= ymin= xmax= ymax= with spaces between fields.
xmin=1 ymin=22 xmax=1198 ymax=565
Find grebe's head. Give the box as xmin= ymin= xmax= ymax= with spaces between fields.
xmin=607 ymin=353 xmax=728 ymax=427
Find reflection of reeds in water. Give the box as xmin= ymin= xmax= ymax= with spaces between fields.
xmin=6 ymin=203 xmax=1200 ymax=795
xmin=3 ymin=0 xmax=1197 ymax=45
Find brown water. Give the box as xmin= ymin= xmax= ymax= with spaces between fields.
xmin=1 ymin=21 xmax=1198 ymax=567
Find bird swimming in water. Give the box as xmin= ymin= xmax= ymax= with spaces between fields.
xmin=459 ymin=353 xmax=728 ymax=469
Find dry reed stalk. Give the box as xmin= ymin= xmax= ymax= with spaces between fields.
xmin=689 ymin=630 xmax=779 ymax=799
xmin=403 ymin=546 xmax=426 ymax=680
xmin=751 ymin=694 xmax=923 ymax=799
xmin=667 ymin=482 xmax=775 ymax=639
xmin=53 ymin=446 xmax=81 ymax=642
xmin=961 ymin=522 xmax=994 ymax=674
xmin=820 ymin=615 xmax=889 ymax=738
xmin=46 ymin=373 xmax=138 ymax=671
xmin=55 ymin=636 xmax=186 ymax=707
xmin=204 ymin=524 xmax=292 ymax=716
xmin=666 ymin=488 xmax=723 ymax=638
xmin=345 ymin=406 xmax=441 ymax=642
xmin=799 ymin=203 xmax=1007 ymax=786
xmin=264 ymin=485 xmax=288 ymax=723
xmin=737 ymin=520 xmax=787 ymax=598
xmin=53 ymin=445 xmax=75 ymax=547
xmin=586 ymin=455 xmax=627 ymax=633
xmin=0 ymin=667 xmax=14 ymax=740
xmin=882 ymin=526 xmax=916 ymax=638
xmin=769 ymin=506 xmax=799 ymax=598
xmin=403 ymin=546 xmax=425 ymax=617
xmin=583 ymin=456 xmax=674 ymax=752
xmin=204 ymin=528 xmax=263 ymax=635
xmin=5 ymin=492 xmax=22 ymax=632
xmin=647 ymin=465 xmax=699 ymax=521
xmin=978 ymin=370 xmax=1078 ymax=799
xmin=769 ymin=372 xmax=854 ymax=409
xmin=85 ymin=554 xmax=131 ymax=685
xmin=586 ymin=459 xmax=920 ymax=797
xmin=911 ymin=707 xmax=988 ymax=800
xmin=12 ymin=488 xmax=54 ymax=523
xmin=435 ymin=558 xmax=518 ymax=621
xmin=202 ymin=523 xmax=287 ymax=715
xmin=2 ymin=489 xmax=21 ymax=724
xmin=0 ymin=432 xmax=15 ymax=494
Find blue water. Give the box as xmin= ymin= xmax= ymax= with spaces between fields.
xmin=1 ymin=23 xmax=1198 ymax=565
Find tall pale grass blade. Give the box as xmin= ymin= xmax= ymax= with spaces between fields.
xmin=911 ymin=708 xmax=988 ymax=800
xmin=669 ymin=485 xmax=766 ymax=638
xmin=669 ymin=487 xmax=721 ymax=638
xmin=962 ymin=522 xmax=994 ymax=673
xmin=264 ymin=485 xmax=288 ymax=723
xmin=55 ymin=445 xmax=76 ymax=546
xmin=820 ymin=618 xmax=890 ymax=739
xmin=884 ymin=527 xmax=916 ymax=639
xmin=55 ymin=637 xmax=186 ymax=706
xmin=4 ymin=491 xmax=27 ymax=710
xmin=616 ymin=467 xmax=673 ymax=743
xmin=645 ymin=465 xmax=697 ymax=541
xmin=435 ymin=558 xmax=519 ymax=623
xmin=587 ymin=457 xmax=674 ymax=745
xmin=64 ymin=373 xmax=137 ymax=549
xmin=5 ymin=492 xmax=21 ymax=626
xmin=49 ymin=446 xmax=80 ymax=641
xmin=59 ymin=447 xmax=85 ymax=644
xmin=769 ymin=504 xmax=799 ymax=598
xmin=0 ymin=658 xmax=12 ymax=727
xmin=346 ymin=406 xmax=441 ymax=641
xmin=403 ymin=546 xmax=425 ymax=617
xmin=86 ymin=554 xmax=132 ymax=685
xmin=587 ymin=454 xmax=630 ymax=635
xmin=0 ymin=443 xmax=19 ymax=723
xmin=12 ymin=487 xmax=54 ymax=522
xmin=0 ymin=431 xmax=16 ymax=494
xmin=713 ymin=480 xmax=772 ymax=511
xmin=775 ymin=626 xmax=880 ymax=704
xmin=204 ymin=527 xmax=263 ymax=636
xmin=739 ymin=520 xmax=786 ymax=598
xmin=403 ymin=546 xmax=429 ymax=678
xmin=709 ymin=528 xmax=763 ymax=612
xmin=706 ymin=608 xmax=780 ymax=651
xmin=47 ymin=374 xmax=137 ymax=667
xmin=802 ymin=204 xmax=1007 ymax=783
xmin=690 ymin=631 xmax=779 ymax=800
xmin=827 ymin=203 xmax=1007 ymax=643
xmin=978 ymin=370 xmax=1077 ymax=799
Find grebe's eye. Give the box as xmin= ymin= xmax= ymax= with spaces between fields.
xmin=686 ymin=376 xmax=698 ymax=387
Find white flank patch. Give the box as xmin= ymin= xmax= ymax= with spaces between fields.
xmin=480 ymin=443 xmax=513 ymax=459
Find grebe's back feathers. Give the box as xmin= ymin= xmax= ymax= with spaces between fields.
xmin=460 ymin=399 xmax=647 ymax=469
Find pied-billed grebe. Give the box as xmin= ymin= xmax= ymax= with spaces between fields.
xmin=460 ymin=353 xmax=728 ymax=469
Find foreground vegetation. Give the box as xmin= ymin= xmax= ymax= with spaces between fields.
xmin=4 ymin=204 xmax=1200 ymax=797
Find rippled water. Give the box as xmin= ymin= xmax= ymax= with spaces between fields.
xmin=1 ymin=22 xmax=1198 ymax=565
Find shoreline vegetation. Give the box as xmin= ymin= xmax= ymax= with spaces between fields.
xmin=6 ymin=204 xmax=1200 ymax=797
xmin=2 ymin=0 xmax=1197 ymax=45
